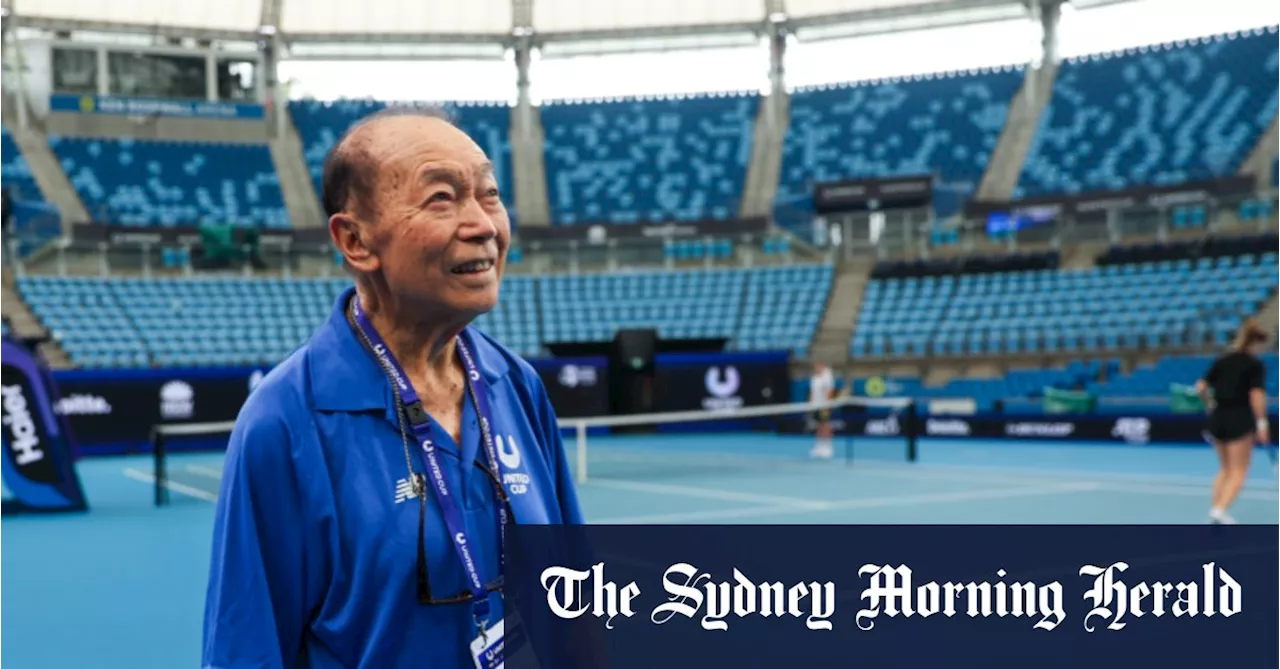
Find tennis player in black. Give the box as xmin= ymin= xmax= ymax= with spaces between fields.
xmin=1196 ymin=318 xmax=1271 ymax=524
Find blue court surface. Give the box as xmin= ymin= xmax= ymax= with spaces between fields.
xmin=3 ymin=434 xmax=1277 ymax=668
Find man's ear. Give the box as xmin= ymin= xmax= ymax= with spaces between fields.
xmin=329 ymin=213 xmax=379 ymax=273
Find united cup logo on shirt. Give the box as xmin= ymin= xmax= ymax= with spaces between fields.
xmin=496 ymin=434 xmax=530 ymax=496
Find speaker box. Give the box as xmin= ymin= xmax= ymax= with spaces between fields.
xmin=609 ymin=329 xmax=657 ymax=423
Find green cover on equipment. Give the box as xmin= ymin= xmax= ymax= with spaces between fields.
xmin=1169 ymin=383 xmax=1206 ymax=414
xmin=1042 ymin=386 xmax=1096 ymax=414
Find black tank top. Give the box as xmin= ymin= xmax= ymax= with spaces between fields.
xmin=1203 ymin=351 xmax=1265 ymax=409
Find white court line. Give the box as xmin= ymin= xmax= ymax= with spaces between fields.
xmin=587 ymin=479 xmax=828 ymax=508
xmin=184 ymin=464 xmax=224 ymax=480
xmin=588 ymin=447 xmax=1279 ymax=499
xmin=591 ymin=482 xmax=1100 ymax=524
xmin=122 ymin=467 xmax=218 ymax=503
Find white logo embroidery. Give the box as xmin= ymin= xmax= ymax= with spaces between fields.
xmin=497 ymin=434 xmax=522 ymax=470
xmin=422 ymin=439 xmax=434 ymax=453
xmin=394 ymin=478 xmax=418 ymax=504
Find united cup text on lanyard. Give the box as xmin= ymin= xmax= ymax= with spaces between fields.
xmin=351 ymin=297 xmax=509 ymax=634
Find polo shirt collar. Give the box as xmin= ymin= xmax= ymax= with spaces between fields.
xmin=308 ymin=287 xmax=510 ymax=414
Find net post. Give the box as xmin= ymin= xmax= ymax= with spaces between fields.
xmin=152 ymin=425 xmax=167 ymax=507
xmin=575 ymin=420 xmax=588 ymax=483
xmin=906 ymin=400 xmax=919 ymax=462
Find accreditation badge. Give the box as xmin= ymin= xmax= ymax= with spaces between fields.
xmin=471 ymin=612 xmax=541 ymax=669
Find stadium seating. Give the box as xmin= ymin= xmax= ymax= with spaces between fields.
xmin=17 ymin=264 xmax=831 ymax=369
xmin=49 ymin=137 xmax=289 ymax=228
xmin=2 ymin=126 xmax=44 ymax=202
xmin=16 ymin=275 xmax=542 ymax=368
xmin=289 ymin=100 xmax=515 ymax=212
xmin=1016 ymin=28 xmax=1280 ymax=197
xmin=852 ymin=250 xmax=1279 ymax=358
xmin=540 ymin=93 xmax=759 ymax=225
xmin=1090 ymin=352 xmax=1280 ymax=399
xmin=777 ymin=67 xmax=1025 ymax=224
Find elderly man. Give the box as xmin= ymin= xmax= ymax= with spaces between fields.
xmin=202 ymin=108 xmax=583 ymax=668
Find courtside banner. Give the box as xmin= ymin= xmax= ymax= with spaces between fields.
xmin=1 ymin=338 xmax=88 ymax=514
xmin=528 ymin=357 xmax=610 ymax=418
xmin=506 ymin=525 xmax=1278 ymax=669
xmin=652 ymin=351 xmax=790 ymax=415
xmin=51 ymin=366 xmax=271 ymax=454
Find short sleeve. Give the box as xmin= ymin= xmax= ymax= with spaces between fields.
xmin=202 ymin=395 xmax=317 ymax=669
xmin=1248 ymin=358 xmax=1265 ymax=391
xmin=530 ymin=372 xmax=585 ymax=525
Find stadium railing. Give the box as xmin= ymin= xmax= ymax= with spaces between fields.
xmin=148 ymin=396 xmax=919 ymax=506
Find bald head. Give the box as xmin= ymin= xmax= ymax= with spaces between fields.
xmin=321 ymin=106 xmax=458 ymax=221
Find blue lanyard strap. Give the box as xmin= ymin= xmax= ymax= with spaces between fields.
xmin=351 ymin=297 xmax=507 ymax=629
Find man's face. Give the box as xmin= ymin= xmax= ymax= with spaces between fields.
xmin=356 ymin=115 xmax=510 ymax=318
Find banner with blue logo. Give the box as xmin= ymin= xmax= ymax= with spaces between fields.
xmin=49 ymin=94 xmax=265 ymax=120
xmin=1 ymin=337 xmax=88 ymax=514
xmin=506 ymin=525 xmax=1278 ymax=669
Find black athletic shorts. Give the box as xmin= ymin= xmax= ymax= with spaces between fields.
xmin=1207 ymin=406 xmax=1256 ymax=442
xmin=811 ymin=409 xmax=831 ymax=422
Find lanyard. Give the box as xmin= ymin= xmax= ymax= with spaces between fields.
xmin=350 ymin=297 xmax=508 ymax=631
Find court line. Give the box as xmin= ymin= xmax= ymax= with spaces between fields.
xmin=590 ymin=482 xmax=1101 ymax=524
xmin=122 ymin=467 xmax=218 ymax=503
xmin=586 ymin=479 xmax=828 ymax=508
xmin=588 ymin=448 xmax=1279 ymax=499
xmin=184 ymin=464 xmax=224 ymax=480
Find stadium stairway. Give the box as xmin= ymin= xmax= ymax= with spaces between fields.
xmin=739 ymin=91 xmax=788 ymax=219
xmin=1240 ymin=115 xmax=1279 ymax=190
xmin=1257 ymin=291 xmax=1279 ymax=340
xmin=3 ymin=121 xmax=90 ymax=231
xmin=270 ymin=121 xmax=325 ymax=227
xmin=1 ymin=269 xmax=71 ymax=368
xmin=808 ymin=257 xmax=873 ymax=366
xmin=974 ymin=61 xmax=1058 ymax=203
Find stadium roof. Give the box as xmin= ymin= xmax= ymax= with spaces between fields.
xmin=7 ymin=0 xmax=1037 ymax=46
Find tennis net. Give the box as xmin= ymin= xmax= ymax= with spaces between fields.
xmin=564 ymin=396 xmax=918 ymax=484
xmin=148 ymin=396 xmax=918 ymax=505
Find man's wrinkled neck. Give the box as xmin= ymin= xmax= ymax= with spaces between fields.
xmin=355 ymin=282 xmax=468 ymax=384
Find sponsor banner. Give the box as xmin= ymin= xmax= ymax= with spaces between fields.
xmin=1 ymin=337 xmax=88 ymax=514
xmin=913 ymin=413 xmax=1279 ymax=445
xmin=49 ymin=93 xmax=266 ymax=120
xmin=507 ymin=524 xmax=1279 ymax=669
xmin=50 ymin=366 xmax=271 ymax=454
xmin=528 ymin=357 xmax=610 ymax=419
xmin=812 ymin=175 xmax=933 ymax=214
xmin=71 ymin=221 xmax=331 ymax=246
xmin=963 ymin=177 xmax=1256 ymax=221
xmin=652 ymin=351 xmax=791 ymax=417
xmin=515 ymin=218 xmax=769 ymax=245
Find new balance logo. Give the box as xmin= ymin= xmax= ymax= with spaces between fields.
xmin=394 ymin=478 xmax=418 ymax=504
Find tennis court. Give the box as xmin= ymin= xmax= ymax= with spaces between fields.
xmin=4 ymin=432 xmax=1277 ymax=668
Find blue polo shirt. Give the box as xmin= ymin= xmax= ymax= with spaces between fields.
xmin=202 ymin=287 xmax=584 ymax=669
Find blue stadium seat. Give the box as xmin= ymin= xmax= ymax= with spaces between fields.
xmin=289 ymin=100 xmax=516 ymax=215
xmin=49 ymin=137 xmax=288 ymax=228
xmin=777 ymin=67 xmax=1025 ymax=227
xmin=851 ymin=247 xmax=1279 ymax=358
xmin=540 ymin=93 xmax=758 ymax=225
xmin=1016 ymin=28 xmax=1279 ymax=197
xmin=2 ymin=126 xmax=44 ymax=202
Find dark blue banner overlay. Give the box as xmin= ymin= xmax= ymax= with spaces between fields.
xmin=505 ymin=525 xmax=1279 ymax=668
xmin=1 ymin=338 xmax=88 ymax=514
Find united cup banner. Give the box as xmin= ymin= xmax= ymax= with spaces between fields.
xmin=1 ymin=338 xmax=88 ymax=514
xmin=504 ymin=525 xmax=1278 ymax=668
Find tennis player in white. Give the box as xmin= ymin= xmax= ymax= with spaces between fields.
xmin=809 ymin=362 xmax=837 ymax=459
